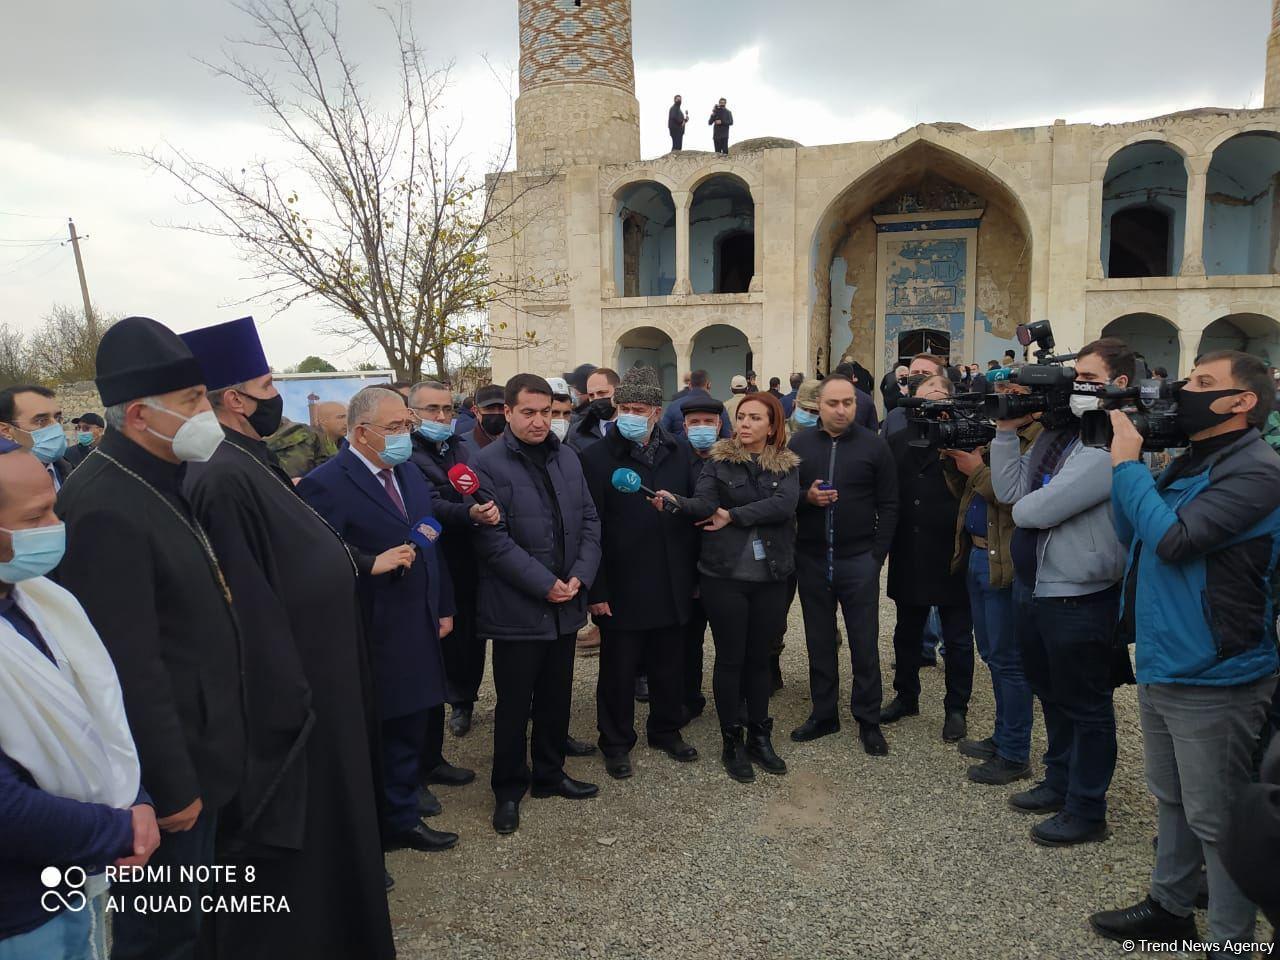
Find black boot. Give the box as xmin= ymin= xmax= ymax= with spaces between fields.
xmin=746 ymin=719 xmax=788 ymax=775
xmin=720 ymin=725 xmax=755 ymax=783
xmin=1089 ymin=895 xmax=1197 ymax=945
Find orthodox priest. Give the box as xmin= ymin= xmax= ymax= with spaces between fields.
xmin=179 ymin=317 xmax=403 ymax=959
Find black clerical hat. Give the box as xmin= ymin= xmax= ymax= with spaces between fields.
xmin=180 ymin=316 xmax=270 ymax=391
xmin=95 ymin=316 xmax=205 ymax=406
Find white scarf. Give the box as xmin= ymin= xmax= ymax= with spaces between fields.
xmin=0 ymin=577 xmax=139 ymax=810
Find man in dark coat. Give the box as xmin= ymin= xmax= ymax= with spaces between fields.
xmin=65 ymin=412 xmax=105 ymax=471
xmin=0 ymin=385 xmax=73 ymax=491
xmin=882 ymin=374 xmax=975 ymax=742
xmin=298 ymin=386 xmax=460 ymax=854
xmin=567 ymin=367 xmax=619 ymax=456
xmin=677 ymin=395 xmax=724 ymax=721
xmin=471 ymin=383 xmax=507 ymax=451
xmin=660 ymin=369 xmax=733 ymax=438
xmin=709 ymin=98 xmax=733 ymax=154
xmin=580 ymin=366 xmax=700 ymax=780
xmin=406 ymin=379 xmax=501 ymax=739
xmin=668 ymin=94 xmax=687 ymax=151
xmin=56 ymin=316 xmax=246 ymax=959
xmin=179 ymin=317 xmax=397 ymax=958
xmin=790 ymin=375 xmax=897 ymax=756
xmin=472 ymin=374 xmax=602 ymax=835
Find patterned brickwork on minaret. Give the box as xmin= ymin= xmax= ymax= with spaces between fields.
xmin=519 ymin=0 xmax=635 ymax=94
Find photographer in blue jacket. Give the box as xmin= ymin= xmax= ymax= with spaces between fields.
xmin=1089 ymin=350 xmax=1280 ymax=957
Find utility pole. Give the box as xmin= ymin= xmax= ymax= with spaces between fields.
xmin=66 ymin=218 xmax=95 ymax=341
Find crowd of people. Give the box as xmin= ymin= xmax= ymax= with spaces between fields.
xmin=1 ymin=313 xmax=1278 ymax=960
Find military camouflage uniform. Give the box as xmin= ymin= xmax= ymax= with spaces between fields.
xmin=267 ymin=418 xmax=336 ymax=478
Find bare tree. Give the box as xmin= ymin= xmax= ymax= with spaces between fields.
xmin=26 ymin=304 xmax=117 ymax=385
xmin=132 ymin=0 xmax=562 ymax=381
xmin=0 ymin=324 xmax=39 ymax=388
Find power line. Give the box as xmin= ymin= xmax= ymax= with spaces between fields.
xmin=0 ymin=211 xmax=63 ymax=220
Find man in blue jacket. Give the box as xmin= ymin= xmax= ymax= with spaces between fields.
xmin=1090 ymin=350 xmax=1280 ymax=955
xmin=472 ymin=374 xmax=602 ymax=835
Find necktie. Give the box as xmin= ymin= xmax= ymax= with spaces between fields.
xmin=46 ymin=464 xmax=59 ymax=492
xmin=378 ymin=469 xmax=408 ymax=519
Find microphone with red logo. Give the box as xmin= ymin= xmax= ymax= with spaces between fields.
xmin=447 ymin=463 xmax=491 ymax=504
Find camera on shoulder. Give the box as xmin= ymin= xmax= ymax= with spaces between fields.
xmin=1079 ymin=379 xmax=1188 ymax=451
xmin=902 ymin=394 xmax=995 ymax=451
xmin=981 ymin=320 xmax=1079 ymax=430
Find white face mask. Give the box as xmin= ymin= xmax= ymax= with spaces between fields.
xmin=144 ymin=402 xmax=224 ymax=462
xmin=550 ymin=418 xmax=569 ymax=441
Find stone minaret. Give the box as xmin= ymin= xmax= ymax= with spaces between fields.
xmin=515 ymin=0 xmax=641 ymax=169
xmin=1268 ymin=0 xmax=1280 ymax=107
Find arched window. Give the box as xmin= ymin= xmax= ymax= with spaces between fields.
xmin=613 ymin=182 xmax=676 ymax=297
xmin=689 ymin=176 xmax=754 ymax=294
xmin=1203 ymin=132 xmax=1280 ymax=276
xmin=1101 ymin=142 xmax=1187 ymax=279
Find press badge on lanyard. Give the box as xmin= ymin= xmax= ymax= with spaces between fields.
xmin=752 ymin=539 xmax=766 ymax=561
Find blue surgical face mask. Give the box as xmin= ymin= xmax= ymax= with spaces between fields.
xmin=0 ymin=522 xmax=66 ymax=583
xmin=376 ymin=431 xmax=413 ymax=467
xmin=77 ymin=432 xmax=95 ymax=447
xmin=416 ymin=420 xmax=453 ymax=444
xmin=616 ymin=413 xmax=652 ymax=442
xmin=686 ymin=425 xmax=718 ymax=450
xmin=794 ymin=408 xmax=819 ymax=428
xmin=20 ymin=423 xmax=67 ymax=465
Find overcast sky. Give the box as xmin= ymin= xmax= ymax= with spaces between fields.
xmin=0 ymin=0 xmax=1272 ymax=371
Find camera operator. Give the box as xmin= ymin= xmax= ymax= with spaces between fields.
xmin=1089 ymin=350 xmax=1280 ymax=953
xmin=882 ymin=374 xmax=975 ymax=744
xmin=991 ymin=337 xmax=1130 ymax=847
xmin=943 ymin=367 xmax=1040 ymax=786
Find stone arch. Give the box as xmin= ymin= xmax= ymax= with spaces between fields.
xmin=1095 ymin=130 xmax=1195 ymax=167
xmin=690 ymin=324 xmax=752 ymax=401
xmin=1101 ymin=313 xmax=1181 ymax=376
xmin=680 ymin=163 xmax=761 ymax=196
xmin=690 ymin=175 xmax=756 ymax=294
xmin=614 ymin=326 xmax=679 ymax=399
xmin=612 ymin=180 xmax=677 ymax=297
xmin=1203 ymin=120 xmax=1280 ymax=155
xmin=809 ymin=130 xmax=1035 ymax=384
xmin=1101 ymin=141 xmax=1188 ymax=278
xmin=1197 ymin=312 xmax=1280 ymax=365
xmin=1202 ymin=130 xmax=1280 ymax=276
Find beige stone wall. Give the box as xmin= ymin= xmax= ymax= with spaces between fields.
xmin=1268 ymin=0 xmax=1280 ymax=108
xmin=515 ymin=84 xmax=640 ymax=170
xmin=56 ymin=381 xmax=102 ymax=420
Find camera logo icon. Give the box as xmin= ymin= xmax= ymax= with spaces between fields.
xmin=40 ymin=866 xmax=88 ymax=913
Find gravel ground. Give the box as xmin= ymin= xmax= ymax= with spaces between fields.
xmin=387 ymin=587 xmax=1273 ymax=960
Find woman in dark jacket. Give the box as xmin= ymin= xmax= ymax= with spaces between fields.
xmin=659 ymin=392 xmax=800 ymax=783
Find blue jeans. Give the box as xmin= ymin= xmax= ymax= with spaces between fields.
xmin=0 ymin=893 xmax=107 ymax=960
xmin=968 ymin=552 xmax=1034 ymax=765
xmin=920 ymin=607 xmax=943 ymax=658
xmin=1016 ymin=584 xmax=1120 ymax=823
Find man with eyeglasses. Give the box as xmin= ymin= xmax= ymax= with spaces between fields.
xmin=299 ymin=386 xmax=462 ymax=855
xmin=407 ymin=381 xmax=500 ymax=740
xmin=0 ymin=385 xmax=72 ymax=490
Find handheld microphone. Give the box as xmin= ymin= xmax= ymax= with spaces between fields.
xmin=408 ymin=517 xmax=444 ymax=552
xmin=611 ymin=467 xmax=679 ymax=515
xmin=447 ymin=463 xmax=491 ymax=504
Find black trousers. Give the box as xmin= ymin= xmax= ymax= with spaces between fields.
xmin=796 ymin=550 xmax=883 ymax=724
xmin=670 ymin=129 xmax=684 ymax=150
xmin=443 ymin=580 xmax=484 ymax=709
xmin=383 ymin=708 xmax=429 ymax=835
xmin=110 ymin=808 xmax=219 ymax=960
xmin=701 ymin=575 xmax=789 ymax=728
xmin=683 ymin=597 xmax=708 ymax=715
xmin=713 ymin=136 xmax=729 ymax=155
xmin=491 ymin=634 xmax=575 ymax=803
xmin=418 ymin=702 xmax=447 ymax=772
xmin=891 ymin=600 xmax=974 ymax=713
xmin=597 ymin=624 xmax=684 ymax=757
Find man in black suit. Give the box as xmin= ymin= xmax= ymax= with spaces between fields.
xmin=299 ymin=386 xmax=460 ymax=854
xmin=0 ymin=385 xmax=73 ymax=490
xmin=668 ymin=94 xmax=687 ymax=151
xmin=709 ymin=98 xmax=733 ymax=154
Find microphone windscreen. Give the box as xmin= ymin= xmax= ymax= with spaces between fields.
xmin=611 ymin=467 xmax=642 ymax=494
xmin=448 ymin=463 xmax=480 ymax=496
xmin=408 ymin=517 xmax=444 ymax=551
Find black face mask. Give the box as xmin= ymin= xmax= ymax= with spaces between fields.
xmin=1176 ymin=385 xmax=1246 ymax=438
xmin=480 ymin=412 xmax=507 ymax=437
xmin=590 ymin=397 xmax=615 ymax=421
xmin=244 ymin=392 xmax=284 ymax=437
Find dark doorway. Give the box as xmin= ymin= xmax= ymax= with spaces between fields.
xmin=1108 ymin=205 xmax=1173 ymax=278
xmin=716 ymin=231 xmax=754 ymax=293
xmin=897 ymin=329 xmax=950 ymax=369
